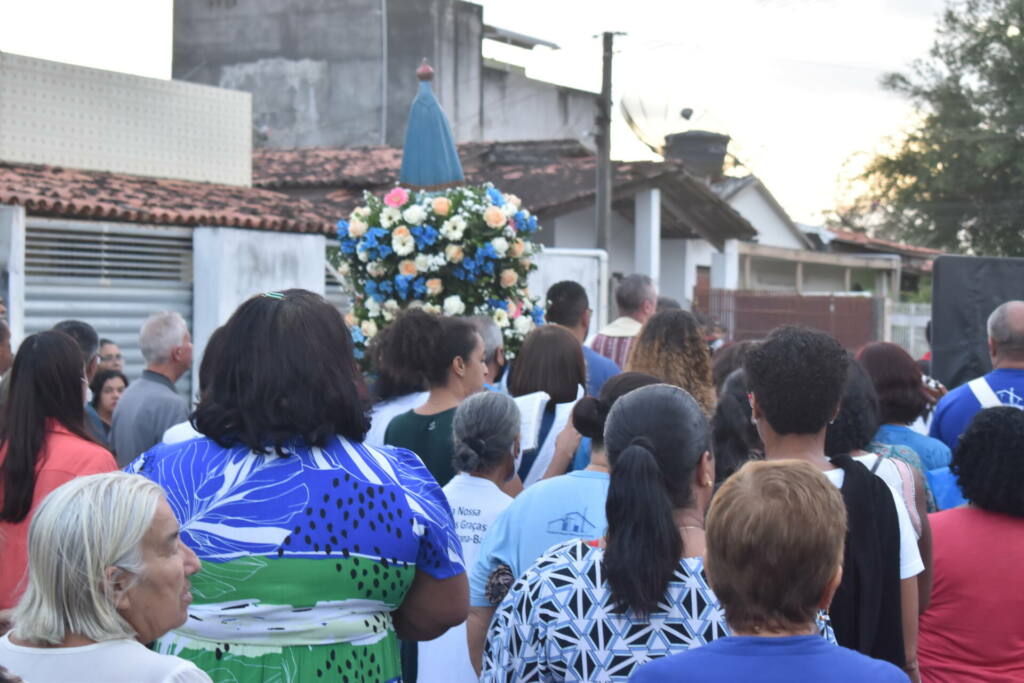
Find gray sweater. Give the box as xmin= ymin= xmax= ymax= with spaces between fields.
xmin=110 ymin=370 xmax=188 ymax=467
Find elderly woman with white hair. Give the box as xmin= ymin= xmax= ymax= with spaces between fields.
xmin=0 ymin=472 xmax=208 ymax=683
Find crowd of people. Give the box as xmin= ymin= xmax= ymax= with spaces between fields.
xmin=0 ymin=278 xmax=1021 ymax=683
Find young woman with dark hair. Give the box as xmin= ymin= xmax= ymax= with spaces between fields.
xmin=745 ymin=327 xmax=923 ymax=681
xmin=506 ymin=325 xmax=587 ymax=486
xmin=127 ymin=290 xmax=468 ymax=683
xmin=0 ymin=330 xmax=116 ymax=610
xmin=711 ymin=368 xmax=763 ymax=482
xmin=466 ymin=372 xmax=659 ymax=673
xmin=826 ymin=357 xmax=934 ymax=659
xmin=857 ymin=342 xmax=952 ymax=472
xmin=919 ymin=407 xmax=1024 ymax=682
xmin=481 ymin=384 xmax=724 ymax=681
xmin=383 ymin=309 xmax=487 ymax=487
xmin=625 ymin=309 xmax=716 ymax=415
xmin=362 ymin=315 xmax=429 ymax=446
xmin=86 ymin=368 xmax=129 ymax=443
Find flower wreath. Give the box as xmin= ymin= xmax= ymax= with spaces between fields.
xmin=337 ymin=184 xmax=544 ymax=360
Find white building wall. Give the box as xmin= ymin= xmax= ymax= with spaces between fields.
xmin=552 ymin=206 xmax=636 ymax=278
xmin=0 ymin=53 xmax=252 ymax=186
xmin=659 ymin=239 xmax=689 ymax=305
xmin=192 ymin=227 xmax=326 ymax=387
xmin=729 ymin=185 xmax=805 ymax=250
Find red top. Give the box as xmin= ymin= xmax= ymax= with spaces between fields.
xmin=590 ymin=334 xmax=635 ymax=370
xmin=0 ymin=423 xmax=116 ymax=609
xmin=918 ymin=507 xmax=1024 ymax=682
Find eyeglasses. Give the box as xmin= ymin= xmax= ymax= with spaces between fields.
xmin=100 ymin=354 xmax=123 ymax=362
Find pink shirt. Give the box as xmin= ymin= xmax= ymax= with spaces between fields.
xmin=0 ymin=424 xmax=116 ymax=609
xmin=918 ymin=507 xmax=1024 ymax=682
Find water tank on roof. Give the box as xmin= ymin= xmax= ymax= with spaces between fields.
xmin=663 ymin=130 xmax=731 ymax=180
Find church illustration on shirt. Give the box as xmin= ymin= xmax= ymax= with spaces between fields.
xmin=547 ymin=509 xmax=596 ymax=536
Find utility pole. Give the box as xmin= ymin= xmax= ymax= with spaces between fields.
xmin=595 ymin=31 xmax=616 ymax=253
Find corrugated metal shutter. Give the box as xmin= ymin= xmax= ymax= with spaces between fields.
xmin=24 ymin=218 xmax=194 ymax=397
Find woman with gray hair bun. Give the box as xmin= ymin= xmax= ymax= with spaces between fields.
xmin=0 ymin=472 xmax=209 ymax=683
xmin=418 ymin=391 xmax=520 ymax=683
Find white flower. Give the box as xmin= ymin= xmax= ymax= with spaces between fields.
xmin=493 ymin=308 xmax=510 ymax=328
xmin=514 ymin=315 xmax=534 ymax=336
xmin=440 ymin=216 xmax=467 ymax=241
xmin=392 ymin=231 xmax=416 ymax=257
xmin=384 ymin=298 xmax=400 ymax=317
xmin=361 ymin=319 xmax=379 ymax=339
xmin=414 ymin=253 xmax=431 ymax=272
xmin=351 ymin=206 xmax=370 ymax=221
xmin=365 ymin=298 xmax=382 ymax=318
xmin=491 ymin=237 xmax=510 ymax=257
xmin=380 ymin=207 xmax=402 ymax=228
xmin=402 ymin=204 xmax=427 ymax=226
xmin=366 ymin=260 xmax=387 ymax=278
xmin=502 ymin=202 xmax=518 ymax=218
xmin=358 ymin=250 xmax=369 ymax=263
xmin=423 ymin=303 xmax=442 ymax=315
xmin=443 ymin=295 xmax=466 ymax=316
xmin=337 ymin=261 xmax=351 ymax=277
xmin=429 ymin=254 xmax=447 ymax=272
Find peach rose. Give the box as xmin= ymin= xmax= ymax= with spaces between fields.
xmin=432 ymin=196 xmax=451 ymax=217
xmin=347 ymin=218 xmax=368 ymax=238
xmin=509 ymin=239 xmax=526 ymax=258
xmin=520 ymin=258 xmax=532 ymax=270
xmin=445 ymin=244 xmax=465 ymax=263
xmin=392 ymin=225 xmax=411 ymax=239
xmin=344 ymin=312 xmax=357 ymax=327
xmin=484 ymin=205 xmax=507 ymax=229
xmin=500 ymin=269 xmax=518 ymax=288
xmin=426 ymin=278 xmax=444 ymax=295
xmin=398 ymin=259 xmax=418 ymax=277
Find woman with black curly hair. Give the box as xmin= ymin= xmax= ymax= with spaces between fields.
xmin=918 ymin=407 xmax=1024 ymax=682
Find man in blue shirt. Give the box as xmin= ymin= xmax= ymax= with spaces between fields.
xmin=544 ymin=281 xmax=620 ymax=396
xmin=930 ymin=300 xmax=1024 ymax=449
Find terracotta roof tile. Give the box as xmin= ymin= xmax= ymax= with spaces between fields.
xmin=256 ymin=142 xmax=755 ymax=244
xmin=0 ymin=162 xmax=334 ymax=234
xmin=827 ymin=227 xmax=945 ymax=257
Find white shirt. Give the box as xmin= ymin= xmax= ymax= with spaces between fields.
xmin=364 ymin=391 xmax=429 ymax=447
xmin=418 ymin=473 xmax=514 ymax=683
xmin=162 ymin=420 xmax=201 ymax=444
xmin=0 ymin=634 xmax=211 ymax=683
xmin=824 ymin=462 xmax=925 ymax=580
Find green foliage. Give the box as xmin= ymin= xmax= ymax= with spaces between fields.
xmin=857 ymin=0 xmax=1024 ymax=256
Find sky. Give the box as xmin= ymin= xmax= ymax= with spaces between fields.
xmin=0 ymin=0 xmax=948 ymax=224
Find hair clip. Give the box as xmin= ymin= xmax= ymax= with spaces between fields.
xmin=261 ymin=292 xmax=286 ymax=300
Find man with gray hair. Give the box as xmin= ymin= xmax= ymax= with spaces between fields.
xmin=588 ymin=273 xmax=657 ymax=369
xmin=470 ymin=315 xmax=507 ymax=391
xmin=930 ymin=300 xmax=1024 ymax=448
xmin=110 ymin=312 xmax=192 ymax=465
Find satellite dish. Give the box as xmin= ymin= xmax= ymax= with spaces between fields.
xmin=620 ymin=92 xmax=729 ymax=157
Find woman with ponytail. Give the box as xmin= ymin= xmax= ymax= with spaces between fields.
xmin=480 ymin=384 xmax=723 ymax=681
xmin=418 ymin=392 xmax=519 ymax=683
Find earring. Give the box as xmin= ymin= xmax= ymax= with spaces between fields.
xmin=704 ymin=478 xmax=713 ymax=487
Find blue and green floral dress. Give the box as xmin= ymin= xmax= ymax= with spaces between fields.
xmin=128 ymin=435 xmax=464 ymax=682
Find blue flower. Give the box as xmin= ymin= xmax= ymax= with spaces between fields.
xmin=531 ymin=306 xmax=545 ymax=325
xmin=479 ymin=243 xmax=498 ymax=260
xmin=336 ymin=219 xmax=349 ymax=237
xmin=364 ymin=279 xmax=387 ymax=303
xmin=412 ymin=277 xmax=426 ymax=298
xmin=394 ymin=274 xmax=416 ymax=301
xmin=411 ymin=225 xmax=439 ymax=250
xmin=487 ymin=187 xmax=505 ymax=206
xmin=487 ymin=298 xmax=509 ymax=312
xmin=350 ymin=325 xmax=366 ymax=344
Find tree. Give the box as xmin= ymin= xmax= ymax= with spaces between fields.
xmin=854 ymin=0 xmax=1024 ymax=256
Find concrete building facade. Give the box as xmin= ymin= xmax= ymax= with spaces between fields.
xmin=172 ymin=0 xmax=598 ymax=149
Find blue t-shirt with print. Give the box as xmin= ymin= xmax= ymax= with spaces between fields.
xmin=929 ymin=368 xmax=1024 ymax=449
xmin=470 ymin=469 xmax=609 ymax=606
xmin=873 ymin=423 xmax=951 ymax=470
xmin=629 ymin=635 xmax=908 ymax=683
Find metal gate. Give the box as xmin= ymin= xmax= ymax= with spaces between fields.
xmin=24 ymin=218 xmax=194 ymax=396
